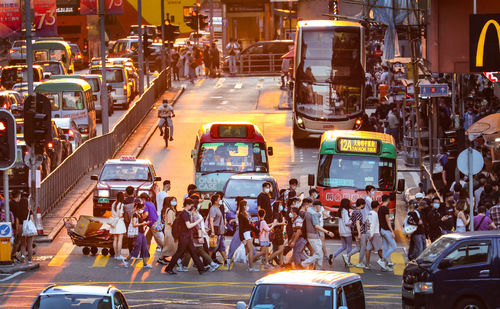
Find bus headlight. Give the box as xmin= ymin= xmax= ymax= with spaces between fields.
xmin=296 ymin=116 xmax=305 ymax=129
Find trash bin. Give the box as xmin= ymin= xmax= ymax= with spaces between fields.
xmin=0 ymin=222 xmax=13 ymax=264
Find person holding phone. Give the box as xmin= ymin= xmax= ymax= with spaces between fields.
xmin=439 ymin=192 xmax=456 ymax=234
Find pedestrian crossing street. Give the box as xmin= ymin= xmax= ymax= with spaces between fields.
xmin=181 ymin=76 xmax=284 ymax=91
xmin=41 ymin=240 xmax=407 ymax=276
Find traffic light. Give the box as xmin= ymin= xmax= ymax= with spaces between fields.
xmin=328 ymin=0 xmax=338 ymax=15
xmin=24 ymin=94 xmax=52 ymax=155
xmin=185 ymin=13 xmax=197 ymax=31
xmin=164 ymin=20 xmax=180 ymax=43
xmin=142 ymin=32 xmax=154 ymax=58
xmin=198 ymin=13 xmax=208 ymax=30
xmin=0 ymin=109 xmax=16 ymax=170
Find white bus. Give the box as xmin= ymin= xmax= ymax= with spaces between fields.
xmin=292 ymin=20 xmax=366 ymax=145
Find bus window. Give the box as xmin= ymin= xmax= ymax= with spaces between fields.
xmin=197 ymin=142 xmax=268 ymax=173
xmin=317 ymin=155 xmax=395 ymax=190
xmin=62 ymin=91 xmax=84 ymax=110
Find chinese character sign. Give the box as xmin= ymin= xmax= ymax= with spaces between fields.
xmin=106 ymin=0 xmax=123 ymax=14
xmin=0 ymin=0 xmax=21 ymax=38
xmin=34 ymin=0 xmax=57 ymax=36
xmin=80 ymin=0 xmax=97 ymax=15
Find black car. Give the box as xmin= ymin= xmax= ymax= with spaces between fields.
xmin=223 ymin=40 xmax=293 ymax=73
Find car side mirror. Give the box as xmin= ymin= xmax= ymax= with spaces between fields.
xmin=43 ymin=72 xmax=52 ymax=79
xmin=154 ymin=176 xmax=162 ymax=182
xmin=397 ymin=179 xmax=405 ymax=193
xmin=438 ymin=259 xmax=452 ymax=269
xmin=267 ymin=146 xmax=273 ymax=156
xmin=191 ymin=149 xmax=197 ymax=159
xmin=308 ymin=174 xmax=315 ymax=187
xmin=236 ymin=301 xmax=247 ymax=309
xmin=90 ymin=175 xmax=98 ymax=181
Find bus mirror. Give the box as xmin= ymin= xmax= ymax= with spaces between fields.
xmin=267 ymin=147 xmax=273 ymax=156
xmin=191 ymin=149 xmax=197 ymax=159
xmin=90 ymin=175 xmax=98 ymax=181
xmin=154 ymin=176 xmax=162 ymax=182
xmin=397 ymin=179 xmax=405 ymax=193
xmin=308 ymin=174 xmax=315 ymax=187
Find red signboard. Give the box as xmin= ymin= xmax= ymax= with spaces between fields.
xmin=34 ymin=0 xmax=57 ymax=36
xmin=80 ymin=0 xmax=98 ymax=15
xmin=0 ymin=0 xmax=21 ymax=38
xmin=106 ymin=0 xmax=123 ymax=14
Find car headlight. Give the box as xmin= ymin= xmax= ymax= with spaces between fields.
xmin=137 ymin=190 xmax=150 ymax=197
xmin=413 ymin=282 xmax=433 ymax=294
xmin=296 ymin=116 xmax=305 ymax=129
xmin=97 ymin=190 xmax=110 ymax=197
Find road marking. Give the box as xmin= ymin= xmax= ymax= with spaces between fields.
xmin=256 ymin=78 xmax=264 ymax=89
xmin=195 ymin=78 xmax=205 ymax=88
xmin=48 ymin=243 xmax=75 ymax=266
xmin=234 ymin=78 xmax=243 ymax=89
xmin=92 ymin=254 xmax=109 ymax=267
xmin=348 ymin=253 xmax=364 ymax=274
xmin=390 ymin=252 xmax=406 ymax=275
xmin=135 ymin=243 xmax=157 ymax=268
xmin=0 ymin=271 xmax=24 ymax=282
xmin=214 ymin=78 xmax=225 ymax=88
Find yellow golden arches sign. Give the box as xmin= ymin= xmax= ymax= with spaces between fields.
xmin=475 ymin=19 xmax=500 ymax=68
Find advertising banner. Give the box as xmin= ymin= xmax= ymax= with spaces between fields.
xmin=34 ymin=0 xmax=58 ymax=36
xmin=56 ymin=0 xmax=80 ymax=16
xmin=80 ymin=0 xmax=97 ymax=15
xmin=0 ymin=0 xmax=21 ymax=38
xmin=470 ymin=14 xmax=500 ymax=72
xmin=106 ymin=0 xmax=123 ymax=14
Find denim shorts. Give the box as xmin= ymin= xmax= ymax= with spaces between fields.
xmin=260 ymin=241 xmax=270 ymax=247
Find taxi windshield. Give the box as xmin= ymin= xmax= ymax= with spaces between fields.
xmin=100 ymin=164 xmax=152 ymax=181
xmin=225 ymin=179 xmax=275 ymax=199
xmin=196 ymin=142 xmax=268 ymax=173
xmin=250 ymin=284 xmax=333 ymax=309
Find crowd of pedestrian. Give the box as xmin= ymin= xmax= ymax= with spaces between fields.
xmin=169 ymin=41 xmax=222 ymax=84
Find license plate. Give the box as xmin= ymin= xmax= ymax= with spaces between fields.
xmin=98 ymin=198 xmax=109 ymax=203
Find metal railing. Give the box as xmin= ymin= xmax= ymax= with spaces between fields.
xmin=238 ymin=53 xmax=284 ymax=73
xmin=39 ymin=68 xmax=171 ymax=215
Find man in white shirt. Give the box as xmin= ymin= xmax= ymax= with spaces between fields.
xmin=365 ymin=201 xmax=390 ymax=271
xmin=363 ymin=185 xmax=375 ymax=220
xmin=226 ymin=38 xmax=240 ymax=75
xmin=156 ymin=180 xmax=170 ymax=216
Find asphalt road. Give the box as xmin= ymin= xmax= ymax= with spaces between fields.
xmin=0 ymin=76 xmax=414 ymax=308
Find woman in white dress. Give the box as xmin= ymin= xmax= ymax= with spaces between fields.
xmin=455 ymin=200 xmax=470 ymax=233
xmin=110 ymin=192 xmax=127 ymax=259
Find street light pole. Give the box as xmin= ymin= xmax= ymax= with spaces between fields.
xmin=25 ymin=0 xmax=33 ymax=96
xmin=138 ymin=0 xmax=144 ymax=95
xmin=209 ymin=0 xmax=214 ymax=45
xmin=99 ymin=0 xmax=109 ymax=134
xmin=161 ymin=0 xmax=166 ymax=70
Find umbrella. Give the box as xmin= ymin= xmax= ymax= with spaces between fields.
xmin=466 ymin=113 xmax=500 ymax=136
xmin=281 ymin=49 xmax=295 ymax=59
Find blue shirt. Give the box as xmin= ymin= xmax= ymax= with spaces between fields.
xmin=144 ymin=201 xmax=158 ymax=226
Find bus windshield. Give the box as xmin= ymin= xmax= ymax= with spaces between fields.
xmin=296 ymin=28 xmax=363 ymax=119
xmin=318 ymin=155 xmax=395 ymax=190
xmin=197 ymin=142 xmax=268 ymax=173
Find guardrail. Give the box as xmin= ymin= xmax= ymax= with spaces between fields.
xmin=237 ymin=53 xmax=284 ymax=74
xmin=39 ymin=68 xmax=172 ymax=215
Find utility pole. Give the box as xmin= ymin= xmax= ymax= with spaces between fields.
xmin=209 ymin=0 xmax=214 ymax=45
xmin=99 ymin=0 xmax=109 ymax=134
xmin=161 ymin=0 xmax=166 ymax=70
xmin=138 ymin=0 xmax=144 ymax=95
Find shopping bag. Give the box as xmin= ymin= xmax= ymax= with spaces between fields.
xmin=22 ymin=211 xmax=37 ymax=237
xmin=233 ymin=244 xmax=247 ymax=264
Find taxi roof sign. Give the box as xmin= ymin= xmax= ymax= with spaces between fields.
xmin=120 ymin=155 xmax=136 ymax=161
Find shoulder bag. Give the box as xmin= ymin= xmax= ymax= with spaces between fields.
xmin=22 ymin=210 xmax=38 ymax=237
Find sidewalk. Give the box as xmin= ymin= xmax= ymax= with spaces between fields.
xmin=36 ymin=86 xmax=184 ymax=243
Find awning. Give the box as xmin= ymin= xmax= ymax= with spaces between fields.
xmin=466 ymin=113 xmax=500 ymax=136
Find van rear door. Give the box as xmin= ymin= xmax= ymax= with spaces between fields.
xmin=432 ymin=240 xmax=493 ymax=306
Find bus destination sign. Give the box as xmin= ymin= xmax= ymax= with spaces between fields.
xmin=338 ymin=138 xmax=380 ymax=154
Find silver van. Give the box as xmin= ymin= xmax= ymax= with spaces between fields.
xmin=237 ymin=270 xmax=365 ymax=309
xmin=89 ymin=65 xmax=131 ymax=109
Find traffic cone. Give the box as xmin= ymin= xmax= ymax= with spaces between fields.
xmin=35 ymin=206 xmax=44 ymax=235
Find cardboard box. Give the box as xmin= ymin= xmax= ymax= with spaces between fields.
xmin=74 ymin=215 xmax=103 ymax=237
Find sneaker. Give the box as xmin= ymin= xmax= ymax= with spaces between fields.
xmin=327 ymin=254 xmax=333 ymax=266
xmin=226 ymin=260 xmax=232 ymax=271
xmin=354 ymin=263 xmax=365 ymax=268
xmin=364 ymin=264 xmax=373 ymax=270
xmin=209 ymin=264 xmax=220 ymax=272
xmin=264 ymin=264 xmax=275 ymax=270
xmin=143 ymin=264 xmax=153 ymax=269
xmin=156 ymin=247 xmax=162 ymax=253
xmin=176 ymin=266 xmax=188 ymax=272
xmin=342 ymin=254 xmax=349 ymax=266
xmin=165 ymin=270 xmax=177 ymax=275
xmin=177 ymin=259 xmax=182 ymax=268
xmin=377 ymin=259 xmax=386 ymax=270
xmin=157 ymin=258 xmax=168 ymax=265
xmin=249 ymin=267 xmax=260 ymax=272
xmin=387 ymin=261 xmax=395 ymax=267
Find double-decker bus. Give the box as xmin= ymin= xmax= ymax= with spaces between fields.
xmin=292 ymin=20 xmax=366 ymax=145
xmin=308 ymin=130 xmax=405 ymax=224
xmin=191 ymin=122 xmax=273 ymax=194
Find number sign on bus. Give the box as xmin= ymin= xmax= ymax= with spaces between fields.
xmin=338 ymin=138 xmax=380 ymax=154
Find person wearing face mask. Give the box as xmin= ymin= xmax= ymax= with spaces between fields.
xmin=158 ymin=197 xmax=178 ymax=265
xmin=407 ymin=200 xmax=427 ymax=260
xmin=237 ymin=200 xmax=260 ymax=272
xmin=270 ymin=201 xmax=286 ymax=266
xmin=309 ymin=188 xmax=319 ymax=200
xmin=257 ymin=182 xmax=273 ymax=224
xmin=425 ymin=197 xmax=443 ymax=242
xmin=208 ymin=194 xmax=229 ymax=267
xmin=439 ymin=194 xmax=456 ymax=234
xmin=285 ymin=178 xmax=299 ymax=201
xmin=123 ymin=202 xmax=152 ymax=268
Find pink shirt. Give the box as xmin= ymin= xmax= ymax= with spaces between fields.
xmin=259 ymin=220 xmax=271 ymax=242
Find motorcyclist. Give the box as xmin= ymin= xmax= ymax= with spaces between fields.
xmin=158 ymin=99 xmax=175 ymax=141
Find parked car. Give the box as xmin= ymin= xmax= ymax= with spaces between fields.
xmin=402 ymin=231 xmax=500 ymax=309
xmin=237 ymin=270 xmax=365 ymax=309
xmin=34 ymin=60 xmax=67 ymax=78
xmin=1 ymin=64 xmax=44 ymax=90
xmin=223 ymin=40 xmax=293 ymax=73
xmin=0 ymin=90 xmax=23 ymax=117
xmin=31 ymin=285 xmax=130 ymax=309
xmin=52 ymin=118 xmax=83 ymax=152
xmin=69 ymin=43 xmax=85 ymax=70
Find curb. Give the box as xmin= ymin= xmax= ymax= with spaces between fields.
xmin=35 ymin=86 xmax=185 ymax=243
xmin=0 ymin=263 xmax=40 ymax=274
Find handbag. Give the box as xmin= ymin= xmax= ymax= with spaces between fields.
xmin=152 ymin=219 xmax=164 ymax=233
xmin=209 ymin=235 xmax=218 ymax=248
xmin=22 ymin=211 xmax=37 ymax=237
xmin=127 ymin=220 xmax=138 ymax=238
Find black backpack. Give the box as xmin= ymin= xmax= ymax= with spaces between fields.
xmin=171 ymin=211 xmax=183 ymax=241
